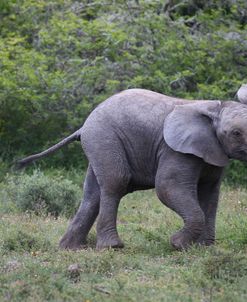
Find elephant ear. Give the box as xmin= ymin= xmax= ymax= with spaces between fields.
xmin=163 ymin=101 xmax=229 ymax=167
xmin=237 ymin=84 xmax=247 ymax=104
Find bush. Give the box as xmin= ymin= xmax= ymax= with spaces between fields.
xmin=2 ymin=230 xmax=51 ymax=253
xmin=224 ymin=160 xmax=247 ymax=186
xmin=2 ymin=170 xmax=81 ymax=217
xmin=0 ymin=0 xmax=246 ymax=169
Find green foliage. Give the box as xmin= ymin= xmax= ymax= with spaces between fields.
xmin=224 ymin=161 xmax=247 ymax=186
xmin=1 ymin=170 xmax=80 ymax=217
xmin=2 ymin=230 xmax=51 ymax=253
xmin=0 ymin=0 xmax=247 ymax=181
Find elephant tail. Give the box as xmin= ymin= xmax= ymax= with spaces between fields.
xmin=16 ymin=130 xmax=81 ymax=169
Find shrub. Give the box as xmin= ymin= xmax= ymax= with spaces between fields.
xmin=224 ymin=160 xmax=247 ymax=186
xmin=2 ymin=230 xmax=51 ymax=253
xmin=2 ymin=170 xmax=80 ymax=217
xmin=0 ymin=0 xmax=246 ymax=170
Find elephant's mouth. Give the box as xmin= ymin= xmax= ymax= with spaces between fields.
xmin=229 ymin=148 xmax=247 ymax=161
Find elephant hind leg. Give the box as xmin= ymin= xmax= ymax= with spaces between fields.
xmin=94 ymin=166 xmax=129 ymax=250
xmin=93 ymin=165 xmax=129 ymax=250
xmin=59 ymin=164 xmax=100 ymax=250
xmin=82 ymin=134 xmax=131 ymax=250
xmin=96 ymin=189 xmax=125 ymax=250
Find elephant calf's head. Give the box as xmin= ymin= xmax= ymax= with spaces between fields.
xmin=163 ymin=85 xmax=247 ymax=167
xmin=216 ymin=102 xmax=247 ymax=162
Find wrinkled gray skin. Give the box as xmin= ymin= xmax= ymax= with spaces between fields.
xmin=18 ymin=89 xmax=247 ymax=250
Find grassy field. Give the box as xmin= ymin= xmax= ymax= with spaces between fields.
xmin=1 ymin=183 xmax=247 ymax=301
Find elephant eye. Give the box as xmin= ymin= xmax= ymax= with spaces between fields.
xmin=232 ymin=129 xmax=242 ymax=137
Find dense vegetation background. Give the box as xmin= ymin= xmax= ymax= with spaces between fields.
xmin=0 ymin=0 xmax=247 ymax=183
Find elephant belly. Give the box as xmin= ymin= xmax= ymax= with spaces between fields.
xmin=127 ymin=182 xmax=154 ymax=193
xmin=127 ymin=172 xmax=155 ymax=193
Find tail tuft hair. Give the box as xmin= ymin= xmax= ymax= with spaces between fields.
xmin=15 ymin=156 xmax=37 ymax=170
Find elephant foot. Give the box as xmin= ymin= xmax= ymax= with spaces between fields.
xmin=59 ymin=231 xmax=87 ymax=250
xmin=96 ymin=235 xmax=124 ymax=250
xmin=170 ymin=229 xmax=197 ymax=250
xmin=196 ymin=234 xmax=215 ymax=246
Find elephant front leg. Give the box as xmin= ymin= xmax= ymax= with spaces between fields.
xmin=196 ymin=180 xmax=221 ymax=246
xmin=155 ymin=169 xmax=205 ymax=250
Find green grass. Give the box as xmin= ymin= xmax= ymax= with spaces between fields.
xmin=1 ymin=187 xmax=247 ymax=301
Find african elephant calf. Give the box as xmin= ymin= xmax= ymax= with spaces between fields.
xmin=18 ymin=87 xmax=247 ymax=250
